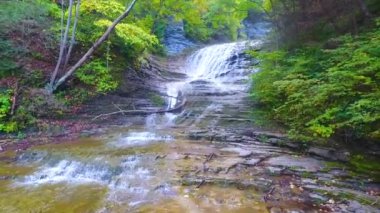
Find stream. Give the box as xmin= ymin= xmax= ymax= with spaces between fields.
xmin=0 ymin=41 xmax=379 ymax=213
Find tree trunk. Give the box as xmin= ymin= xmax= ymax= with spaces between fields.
xmin=62 ymin=0 xmax=81 ymax=72
xmin=48 ymin=0 xmax=74 ymax=92
xmin=355 ymin=0 xmax=371 ymax=18
xmin=49 ymin=0 xmax=138 ymax=93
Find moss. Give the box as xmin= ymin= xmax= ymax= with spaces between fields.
xmin=257 ymin=135 xmax=269 ymax=143
xmin=321 ymin=161 xmax=347 ymax=172
xmin=149 ymin=93 xmax=165 ymax=107
xmin=349 ymin=155 xmax=380 ymax=181
xmin=300 ymin=171 xmax=314 ymax=178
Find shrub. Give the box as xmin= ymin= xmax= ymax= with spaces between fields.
xmin=75 ymin=59 xmax=118 ymax=93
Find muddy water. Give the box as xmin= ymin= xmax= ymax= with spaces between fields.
xmin=0 ymin=41 xmax=379 ymax=212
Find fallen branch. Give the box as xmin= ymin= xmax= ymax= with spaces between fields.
xmin=196 ymin=180 xmax=206 ymax=188
xmin=226 ymin=155 xmax=271 ymax=174
xmin=92 ymin=97 xmax=186 ymax=120
xmin=242 ymin=155 xmax=272 ymax=167
xmin=263 ymin=186 xmax=276 ymax=202
xmin=204 ymin=153 xmax=216 ymax=164
xmin=155 ymin=155 xmax=167 ymax=160
xmin=10 ymin=81 xmax=19 ymax=115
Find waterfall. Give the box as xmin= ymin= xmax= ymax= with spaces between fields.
xmin=170 ymin=41 xmax=260 ymax=96
xmin=164 ymin=40 xmax=261 ymax=107
xmin=185 ymin=41 xmax=259 ymax=82
xmin=152 ymin=40 xmax=261 ymax=127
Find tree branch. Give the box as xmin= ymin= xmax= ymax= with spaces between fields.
xmin=50 ymin=0 xmax=138 ymax=93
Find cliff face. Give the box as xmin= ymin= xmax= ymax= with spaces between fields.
xmin=163 ymin=18 xmax=196 ymax=56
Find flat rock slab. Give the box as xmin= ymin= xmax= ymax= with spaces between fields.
xmin=266 ymin=155 xmax=325 ymax=172
xmin=242 ymin=158 xmax=261 ymax=166
xmin=220 ymin=147 xmax=252 ymax=157
xmin=207 ymin=157 xmax=244 ymax=170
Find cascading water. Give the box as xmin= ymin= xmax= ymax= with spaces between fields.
xmin=166 ymin=40 xmax=260 ymax=101
xmin=0 ymin=40 xmax=266 ymax=212
xmin=160 ymin=41 xmax=260 ymax=127
xmin=186 ymin=42 xmax=250 ymax=80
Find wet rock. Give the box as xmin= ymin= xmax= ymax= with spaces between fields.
xmin=347 ymin=200 xmax=362 ymax=212
xmin=188 ymin=130 xmax=209 ymax=140
xmin=213 ymin=134 xmax=228 ymax=142
xmin=241 ymin=135 xmax=254 ymax=141
xmin=206 ymin=157 xmax=244 ymax=172
xmin=266 ymin=155 xmax=324 ymax=172
xmin=243 ymin=158 xmax=261 ymax=166
xmin=270 ymin=207 xmax=282 ymax=213
xmin=225 ymin=136 xmax=242 ymax=143
xmin=301 ymin=178 xmax=317 ymax=185
xmin=242 ymin=19 xmax=272 ymax=39
xmin=163 ymin=18 xmax=195 ymax=55
xmin=346 ymin=200 xmax=380 ymax=213
xmin=309 ymin=193 xmax=328 ymax=202
xmin=253 ymin=131 xmax=287 ymax=139
xmin=266 ymin=166 xmax=284 ymax=174
xmin=220 ymin=147 xmax=252 ymax=157
xmin=265 ymin=138 xmax=300 ymax=149
xmin=267 ymin=138 xmax=282 ymax=144
xmin=189 ymin=80 xmax=212 ymax=85
xmin=239 ymin=130 xmax=255 ymax=138
xmin=327 ymin=168 xmax=349 ymax=177
xmin=308 ymin=147 xmax=350 ymax=162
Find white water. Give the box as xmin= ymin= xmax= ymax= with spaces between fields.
xmin=111 ymin=132 xmax=173 ymax=148
xmin=186 ymin=42 xmax=247 ymax=79
xmin=163 ymin=41 xmax=260 ymax=109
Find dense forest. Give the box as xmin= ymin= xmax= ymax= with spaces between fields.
xmin=250 ymin=0 xmax=380 ymax=144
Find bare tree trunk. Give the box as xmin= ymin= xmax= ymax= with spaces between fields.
xmin=59 ymin=0 xmax=65 ymax=44
xmin=62 ymin=0 xmax=81 ymax=72
xmin=355 ymin=0 xmax=371 ymax=18
xmin=49 ymin=0 xmax=138 ymax=93
xmin=48 ymin=0 xmax=74 ymax=92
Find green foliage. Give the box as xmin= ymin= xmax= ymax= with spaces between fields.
xmin=0 ymin=90 xmax=17 ymax=133
xmin=0 ymin=39 xmax=19 ymax=77
xmin=251 ymin=27 xmax=380 ymax=142
xmin=0 ymin=0 xmax=58 ymax=32
xmin=75 ymin=59 xmax=118 ymax=93
xmin=350 ymin=155 xmax=380 ymax=181
xmin=149 ymin=93 xmax=165 ymax=106
xmin=81 ymin=0 xmax=124 ymax=19
xmin=56 ymin=87 xmax=95 ymax=106
xmin=94 ymin=19 xmax=159 ymax=57
xmin=0 ymin=91 xmax=11 ymax=120
xmin=21 ymin=70 xmax=45 ymax=88
xmin=131 ymin=0 xmax=259 ymax=41
xmin=205 ymin=0 xmax=248 ymax=40
xmin=72 ymin=0 xmax=161 ymax=94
